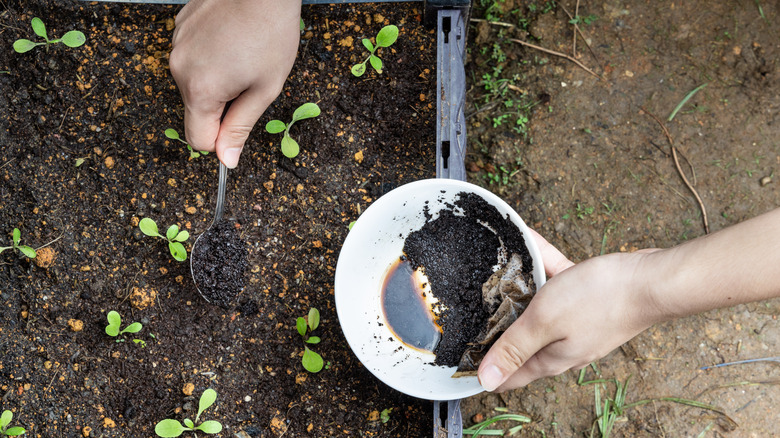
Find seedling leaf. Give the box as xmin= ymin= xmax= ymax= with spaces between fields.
xmin=305 ymin=336 xmax=321 ymax=344
xmin=302 ymin=346 xmax=324 ymax=373
xmin=75 ymin=158 xmax=85 ymax=167
xmin=376 ymin=25 xmax=399 ymax=48
xmin=292 ymin=102 xmax=321 ymax=122
xmin=308 ymin=307 xmax=320 ymax=331
xmin=381 ymin=408 xmax=393 ymax=423
xmin=18 ymin=246 xmax=36 ymax=259
xmin=164 ymin=128 xmax=180 ymax=140
xmin=12 ymin=228 xmax=21 ymax=245
xmin=5 ymin=426 xmax=26 ymax=436
xmin=195 ymin=420 xmax=223 ymax=434
xmin=61 ymin=30 xmax=86 ymax=48
xmin=31 ymin=17 xmax=47 ymax=39
xmin=351 ymin=62 xmax=366 ymax=77
xmin=183 ymin=418 xmax=195 ymax=429
xmin=106 ymin=311 xmax=121 ymax=337
xmin=281 ymin=136 xmax=300 ymax=158
xmin=155 ymin=418 xmax=185 ymax=437
xmin=198 ymin=389 xmax=217 ymax=420
xmin=166 ymin=224 xmax=179 ymax=241
xmin=296 ymin=317 xmax=307 ymax=336
xmin=139 ymin=218 xmax=160 ymax=237
xmin=174 ymin=231 xmax=189 ymax=242
xmin=13 ymin=39 xmax=37 ymax=53
xmin=362 ymin=38 xmax=374 ymax=52
xmin=265 ymin=120 xmax=286 ymax=134
xmin=122 ymin=322 xmax=143 ymax=334
xmin=1 ymin=410 xmax=12 ymax=428
xmin=169 ymin=242 xmax=187 ymax=262
xmin=369 ymin=55 xmax=383 ymax=73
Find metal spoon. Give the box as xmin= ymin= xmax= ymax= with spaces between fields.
xmin=190 ymin=160 xmax=227 ymax=302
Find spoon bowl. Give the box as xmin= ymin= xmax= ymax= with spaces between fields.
xmin=191 ymin=161 xmax=228 ymax=304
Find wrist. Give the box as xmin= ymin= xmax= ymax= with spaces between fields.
xmin=631 ymin=249 xmax=680 ymax=326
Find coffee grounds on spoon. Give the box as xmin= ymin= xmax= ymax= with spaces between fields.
xmin=191 ymin=220 xmax=248 ymax=308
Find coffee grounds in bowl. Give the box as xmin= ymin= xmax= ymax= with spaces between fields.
xmin=402 ymin=192 xmax=533 ymax=367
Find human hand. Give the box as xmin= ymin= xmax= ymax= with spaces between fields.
xmin=478 ymin=230 xmax=662 ymax=392
xmin=170 ymin=0 xmax=301 ymax=168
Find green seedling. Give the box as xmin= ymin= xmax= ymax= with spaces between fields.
xmin=165 ymin=128 xmax=209 ymax=159
xmin=351 ymin=25 xmax=399 ymax=77
xmin=0 ymin=410 xmax=25 ymax=436
xmin=265 ymin=103 xmax=320 ymax=158
xmin=380 ymin=408 xmax=392 ymax=424
xmin=105 ymin=311 xmax=143 ymax=342
xmin=296 ymin=307 xmax=324 ymax=373
xmin=0 ymin=229 xmax=36 ymax=259
xmin=139 ymin=217 xmax=189 ymax=262
xmin=155 ymin=389 xmax=222 ymax=437
xmin=462 ymin=408 xmax=531 ymax=436
xmin=13 ymin=17 xmax=86 ymax=53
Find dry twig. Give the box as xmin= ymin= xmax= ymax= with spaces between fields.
xmin=641 ymin=107 xmax=710 ymax=234
xmin=560 ymin=3 xmax=601 ymax=66
xmin=469 ymin=18 xmax=605 ymax=81
xmin=508 ymin=37 xmax=605 ymax=81
xmin=573 ymin=0 xmax=580 ymax=57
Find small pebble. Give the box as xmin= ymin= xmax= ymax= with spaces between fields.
xmin=760 ymin=176 xmax=772 ymax=186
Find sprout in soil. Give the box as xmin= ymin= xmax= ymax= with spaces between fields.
xmin=165 ymin=128 xmax=209 ymax=159
xmin=351 ymin=25 xmax=399 ymax=77
xmin=0 ymin=410 xmax=25 ymax=436
xmin=380 ymin=408 xmax=393 ymax=424
xmin=265 ymin=103 xmax=321 ymax=158
xmin=13 ymin=17 xmax=86 ymax=53
xmin=296 ymin=307 xmax=324 ymax=373
xmin=139 ymin=217 xmax=189 ymax=262
xmin=0 ymin=228 xmax=36 ymax=259
xmin=105 ymin=310 xmax=143 ymax=342
xmin=155 ymin=388 xmax=223 ymax=437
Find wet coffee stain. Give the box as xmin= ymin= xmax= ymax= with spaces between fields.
xmin=381 ymin=257 xmax=442 ymax=353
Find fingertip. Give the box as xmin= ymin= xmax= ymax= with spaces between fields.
xmin=528 ymin=228 xmax=574 ymax=277
xmin=218 ymin=146 xmax=243 ymax=169
xmin=477 ymin=363 xmax=505 ymax=392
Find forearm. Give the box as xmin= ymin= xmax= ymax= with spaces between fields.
xmin=644 ymin=207 xmax=780 ymax=321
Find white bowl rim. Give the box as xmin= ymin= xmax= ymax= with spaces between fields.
xmin=335 ymin=178 xmax=546 ymax=400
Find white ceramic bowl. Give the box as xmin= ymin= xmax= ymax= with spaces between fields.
xmin=335 ymin=179 xmax=546 ymax=400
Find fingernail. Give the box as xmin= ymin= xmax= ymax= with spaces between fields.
xmin=478 ymin=365 xmax=504 ymax=392
xmin=222 ymin=147 xmax=242 ymax=169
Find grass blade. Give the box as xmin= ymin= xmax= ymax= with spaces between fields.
xmin=668 ymin=83 xmax=708 ymax=122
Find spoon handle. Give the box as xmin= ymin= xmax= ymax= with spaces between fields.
xmin=213 ymin=161 xmax=227 ymax=225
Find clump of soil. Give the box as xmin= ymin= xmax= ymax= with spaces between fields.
xmin=191 ymin=221 xmax=248 ymax=308
xmin=403 ymin=192 xmax=532 ymax=367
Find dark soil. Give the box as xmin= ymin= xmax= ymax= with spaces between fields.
xmin=403 ymin=192 xmax=530 ymax=367
xmin=1 ymin=1 xmax=438 ymax=436
xmin=191 ymin=220 xmax=248 ymax=308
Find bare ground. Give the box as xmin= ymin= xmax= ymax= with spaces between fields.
xmin=462 ymin=0 xmax=779 ymax=436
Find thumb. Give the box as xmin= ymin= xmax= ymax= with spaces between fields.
xmin=477 ymin=308 xmax=555 ymax=392
xmin=528 ymin=228 xmax=574 ymax=277
xmin=215 ymin=88 xmax=273 ymax=169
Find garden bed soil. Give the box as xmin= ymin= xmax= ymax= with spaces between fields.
xmin=1 ymin=1 xmax=438 ymax=436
